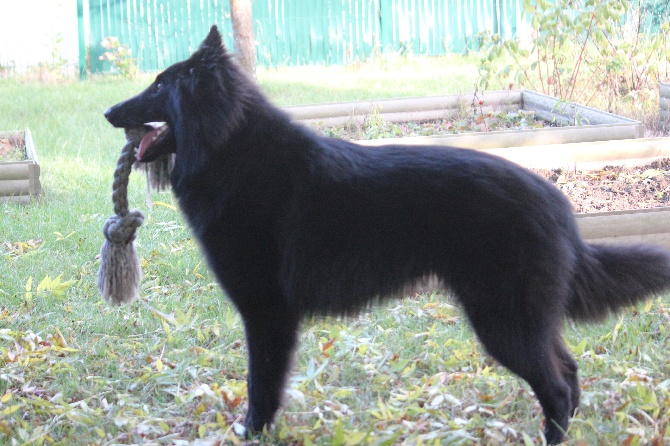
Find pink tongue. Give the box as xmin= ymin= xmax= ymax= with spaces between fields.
xmin=138 ymin=126 xmax=162 ymax=160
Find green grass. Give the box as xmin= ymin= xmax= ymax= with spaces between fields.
xmin=1 ymin=56 xmax=669 ymax=445
xmin=258 ymin=54 xmax=480 ymax=104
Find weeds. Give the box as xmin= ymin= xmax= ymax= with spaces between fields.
xmin=316 ymin=95 xmax=545 ymax=142
xmin=0 ymin=131 xmax=27 ymax=162
xmin=100 ymin=37 xmax=138 ymax=79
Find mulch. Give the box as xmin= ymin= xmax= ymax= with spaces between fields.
xmin=535 ymin=159 xmax=670 ymax=213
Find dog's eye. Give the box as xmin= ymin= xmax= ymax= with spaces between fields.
xmin=156 ymin=82 xmax=163 ymax=90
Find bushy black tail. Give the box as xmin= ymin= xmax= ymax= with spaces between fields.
xmin=569 ymin=243 xmax=670 ymax=321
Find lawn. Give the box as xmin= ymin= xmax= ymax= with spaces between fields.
xmin=1 ymin=56 xmax=669 ymax=445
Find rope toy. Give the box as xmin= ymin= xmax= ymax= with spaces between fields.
xmin=97 ymin=127 xmax=173 ymax=305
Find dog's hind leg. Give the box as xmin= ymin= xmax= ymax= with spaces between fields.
xmin=460 ymin=290 xmax=574 ymax=444
xmin=554 ymin=337 xmax=580 ymax=417
xmin=241 ymin=305 xmax=301 ymax=434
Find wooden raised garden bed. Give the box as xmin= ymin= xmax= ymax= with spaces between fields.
xmin=0 ymin=128 xmax=41 ymax=204
xmin=285 ymin=91 xmax=670 ymax=249
xmin=287 ymin=89 xmax=644 ymax=149
xmin=575 ymin=207 xmax=670 ymax=249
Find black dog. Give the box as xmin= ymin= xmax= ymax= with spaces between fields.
xmin=105 ymin=26 xmax=670 ymax=443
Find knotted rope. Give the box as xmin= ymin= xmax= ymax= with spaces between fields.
xmin=98 ymin=128 xmax=175 ymax=305
xmin=97 ymin=128 xmax=147 ymax=305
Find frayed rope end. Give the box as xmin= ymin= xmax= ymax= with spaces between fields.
xmin=97 ymin=210 xmax=144 ymax=305
xmin=98 ymin=238 xmax=142 ymax=305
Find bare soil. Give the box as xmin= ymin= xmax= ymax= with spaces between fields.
xmin=535 ymin=159 xmax=670 ymax=214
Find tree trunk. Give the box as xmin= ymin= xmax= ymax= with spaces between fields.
xmin=230 ymin=0 xmax=256 ymax=78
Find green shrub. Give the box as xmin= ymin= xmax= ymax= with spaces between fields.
xmin=478 ymin=0 xmax=670 ymax=113
xmin=99 ymin=36 xmax=138 ymax=78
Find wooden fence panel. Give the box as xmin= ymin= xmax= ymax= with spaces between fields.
xmin=88 ymin=0 xmax=236 ymax=73
xmin=84 ymin=0 xmax=524 ymax=73
xmin=253 ymin=0 xmax=380 ymax=66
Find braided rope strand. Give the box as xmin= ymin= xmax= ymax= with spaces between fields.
xmin=111 ymin=141 xmax=134 ymax=216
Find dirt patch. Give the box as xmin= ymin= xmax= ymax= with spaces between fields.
xmin=0 ymin=131 xmax=26 ymax=162
xmin=535 ymin=159 xmax=670 ymax=214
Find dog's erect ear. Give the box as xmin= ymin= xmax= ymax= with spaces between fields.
xmin=198 ymin=25 xmax=227 ymax=61
xmin=190 ymin=25 xmax=227 ymax=76
xmin=202 ymin=25 xmax=224 ymax=52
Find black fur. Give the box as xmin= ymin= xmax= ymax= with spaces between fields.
xmin=104 ymin=25 xmax=670 ymax=444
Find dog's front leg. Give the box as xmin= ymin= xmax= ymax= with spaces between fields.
xmin=242 ymin=307 xmax=301 ymax=434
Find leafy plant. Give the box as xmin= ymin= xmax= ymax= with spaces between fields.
xmin=99 ymin=36 xmax=138 ymax=78
xmin=478 ymin=0 xmax=670 ymax=112
xmin=24 ymin=33 xmax=71 ymax=81
xmin=48 ymin=33 xmax=68 ymax=73
xmin=551 ymin=98 xmax=590 ymax=126
xmin=24 ymin=275 xmax=75 ymax=301
xmin=363 ymin=104 xmax=403 ymax=139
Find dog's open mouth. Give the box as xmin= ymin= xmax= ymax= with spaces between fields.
xmin=133 ymin=122 xmax=173 ymax=162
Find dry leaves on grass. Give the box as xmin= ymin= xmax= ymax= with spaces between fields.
xmin=2 ymin=239 xmax=43 ymax=258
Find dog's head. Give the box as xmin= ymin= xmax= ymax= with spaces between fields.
xmin=104 ymin=25 xmax=248 ymax=167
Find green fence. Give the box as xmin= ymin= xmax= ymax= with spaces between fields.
xmin=83 ymin=0 xmax=524 ymax=74
xmin=85 ymin=0 xmax=236 ymax=74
